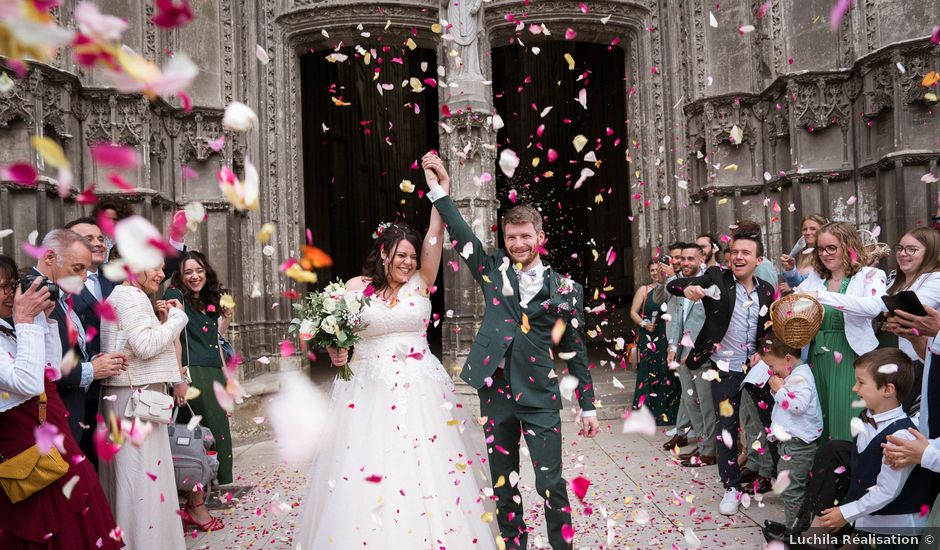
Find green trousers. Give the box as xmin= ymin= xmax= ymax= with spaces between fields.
xmin=177 ymin=365 xmax=233 ymax=485
xmin=479 ymin=373 xmax=572 ymax=550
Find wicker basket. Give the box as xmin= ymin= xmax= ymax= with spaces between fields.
xmin=769 ymin=293 xmax=824 ymax=349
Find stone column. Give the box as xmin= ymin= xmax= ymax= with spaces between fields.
xmin=438 ymin=0 xmax=497 ymax=416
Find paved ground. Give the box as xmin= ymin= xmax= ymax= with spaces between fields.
xmin=186 ymin=364 xmax=784 ymax=549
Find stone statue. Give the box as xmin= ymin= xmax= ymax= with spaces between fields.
xmin=446 ymin=0 xmax=484 ymax=80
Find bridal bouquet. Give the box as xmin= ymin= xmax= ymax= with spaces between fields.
xmin=289 ymin=280 xmax=370 ymax=380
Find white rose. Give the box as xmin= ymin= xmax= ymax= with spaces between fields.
xmin=320 ymin=315 xmax=339 ymax=335
xmin=322 ymin=297 xmax=337 ymax=313
xmin=298 ymin=319 xmax=317 ymax=341
xmin=344 ymin=294 xmax=361 ymax=314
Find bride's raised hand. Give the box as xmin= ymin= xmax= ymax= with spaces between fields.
xmin=421 ymin=152 xmax=450 ymax=191
xmin=327 ymin=347 xmax=348 ymax=366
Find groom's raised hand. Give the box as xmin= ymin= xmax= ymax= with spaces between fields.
xmin=580 ymin=415 xmax=600 ymax=438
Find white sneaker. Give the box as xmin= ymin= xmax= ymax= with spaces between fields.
xmin=665 ymin=427 xmax=678 ymax=437
xmin=719 ymin=488 xmax=741 ymax=515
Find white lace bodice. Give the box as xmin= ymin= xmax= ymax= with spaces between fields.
xmin=344 ymin=275 xmax=450 ymax=387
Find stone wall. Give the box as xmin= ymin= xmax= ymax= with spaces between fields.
xmin=1 ymin=0 xmax=939 ymax=381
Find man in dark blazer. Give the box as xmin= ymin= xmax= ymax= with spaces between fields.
xmin=666 ymin=227 xmax=775 ymax=516
xmin=34 ymin=228 xmax=127 ymax=445
xmin=64 ymin=217 xmax=119 ymax=464
xmin=422 ymin=152 xmax=596 ymax=550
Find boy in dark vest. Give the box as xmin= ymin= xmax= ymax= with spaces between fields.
xmin=818 ymin=348 xmax=933 ymax=548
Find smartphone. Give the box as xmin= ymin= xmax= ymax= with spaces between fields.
xmin=881 ymin=291 xmax=928 ymax=317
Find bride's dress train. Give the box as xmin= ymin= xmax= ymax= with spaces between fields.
xmin=296 ymin=275 xmax=497 ymax=549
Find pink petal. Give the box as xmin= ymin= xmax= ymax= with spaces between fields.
xmin=90 ymin=144 xmax=140 ymax=170
xmin=364 ymin=474 xmax=383 ymax=483
xmin=95 ymin=300 xmax=118 ymax=322
xmin=34 ymin=422 xmax=65 ymax=455
xmin=108 ymin=172 xmax=135 ymax=191
xmin=212 ymin=380 xmax=235 ymax=413
xmin=932 ymin=26 xmax=940 ymax=45
xmin=829 ymin=0 xmax=853 ymax=32
xmin=561 ymin=524 xmax=575 ymax=543
xmin=96 ymin=212 xmax=116 ymax=237
xmin=834 ymin=351 xmax=843 ymax=364
xmin=280 ymin=339 xmax=295 ymax=357
xmin=565 ymin=28 xmax=577 ymax=40
xmin=151 ymin=0 xmax=194 ymax=29
xmin=178 ymin=91 xmax=192 ymax=112
xmin=834 ymin=465 xmax=847 ymax=474
xmin=181 ymin=165 xmax=198 ymax=181
xmin=570 ymin=476 xmax=591 ymax=502
xmin=2 ymin=162 xmax=38 ymax=185
xmin=208 ymin=134 xmax=225 ymax=152
xmin=22 ymin=242 xmax=50 ymax=260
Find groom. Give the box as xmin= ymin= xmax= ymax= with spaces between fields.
xmin=422 ymin=153 xmax=598 ymax=550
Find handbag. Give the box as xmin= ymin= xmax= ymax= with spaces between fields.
xmin=0 ymin=393 xmax=69 ymax=503
xmin=123 ymin=358 xmax=173 ymax=424
xmin=168 ymin=405 xmax=218 ymax=492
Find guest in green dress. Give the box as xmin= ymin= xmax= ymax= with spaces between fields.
xmin=630 ymin=260 xmax=680 ymax=425
xmin=165 ymin=251 xmax=235 ymax=522
xmin=796 ymin=222 xmax=888 ymax=443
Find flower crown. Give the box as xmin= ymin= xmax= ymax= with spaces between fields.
xmin=372 ymin=221 xmax=394 ymax=240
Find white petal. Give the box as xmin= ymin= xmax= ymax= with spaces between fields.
xmin=267 ymin=373 xmax=330 ymax=463
xmin=621 ymin=405 xmax=656 ymax=436
xmin=255 ymin=44 xmax=270 ymax=65
xmin=115 ymin=216 xmax=165 ymax=272
xmin=498 ymin=149 xmax=520 ymax=178
xmin=222 ymin=101 xmax=259 ymax=132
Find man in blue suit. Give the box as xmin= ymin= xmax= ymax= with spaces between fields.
xmin=62 ymin=218 xmax=124 ymax=465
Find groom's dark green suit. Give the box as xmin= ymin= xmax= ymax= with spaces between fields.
xmin=431 ymin=193 xmax=595 ymax=550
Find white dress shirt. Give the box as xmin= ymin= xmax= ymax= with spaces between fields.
xmin=769 ymin=363 xmax=823 ymax=443
xmin=0 ymin=315 xmax=62 ymax=412
xmin=839 ymin=406 xmax=925 ymax=534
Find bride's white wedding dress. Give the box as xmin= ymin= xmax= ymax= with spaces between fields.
xmin=296 ymin=275 xmax=498 ymax=549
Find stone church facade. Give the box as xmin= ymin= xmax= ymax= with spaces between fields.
xmin=0 ymin=0 xmax=938 ymax=380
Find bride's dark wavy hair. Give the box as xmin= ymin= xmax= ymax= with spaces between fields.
xmin=362 ymin=223 xmax=422 ymax=292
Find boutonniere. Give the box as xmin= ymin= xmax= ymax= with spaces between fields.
xmin=556 ymin=277 xmax=575 ymax=295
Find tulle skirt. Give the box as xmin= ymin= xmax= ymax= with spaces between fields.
xmin=295 ymin=344 xmax=498 ymax=550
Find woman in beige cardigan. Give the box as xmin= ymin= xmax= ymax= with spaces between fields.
xmin=99 ymin=263 xmax=190 ymax=549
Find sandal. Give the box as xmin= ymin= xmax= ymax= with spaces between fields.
xmin=184 ymin=504 xmax=225 ymax=532
xmin=184 ymin=513 xmax=225 ymax=532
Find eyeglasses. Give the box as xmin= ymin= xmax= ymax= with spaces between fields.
xmin=817 ymin=245 xmax=841 ymax=256
xmin=0 ymin=282 xmax=15 ymax=295
xmin=894 ymin=245 xmax=922 ymax=256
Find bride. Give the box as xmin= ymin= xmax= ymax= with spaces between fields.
xmin=295 ymin=176 xmax=498 ymax=549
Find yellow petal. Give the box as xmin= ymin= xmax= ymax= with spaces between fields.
xmin=399 ymin=179 xmax=415 ymax=193
xmin=719 ymin=399 xmax=734 ymax=417
xmin=521 ymin=313 xmax=531 ymax=334
xmin=480 ymin=511 xmax=494 ymax=523
xmin=409 ymin=77 xmax=424 ymax=92
xmin=219 ymin=293 xmax=236 ymax=311
xmin=31 ymin=136 xmax=69 ymax=168
xmin=256 ymin=222 xmax=276 ymax=244
xmin=494 ymin=475 xmax=506 ymax=488
xmin=594 ymin=193 xmax=604 ymax=204
xmin=431 ymin=23 xmax=442 ymax=33
xmin=405 ymin=38 xmax=417 ymax=50
xmin=447 ymin=419 xmax=460 ymax=426
xmin=573 ymin=134 xmax=588 ymax=152
xmin=725 ymin=163 xmax=739 ymax=171
xmin=482 ymin=275 xmax=492 ymax=283
xmin=718 ymin=198 xmax=729 ymax=205
xmin=531 ymin=157 xmax=540 ymax=167
xmin=564 ymin=53 xmax=575 ymax=70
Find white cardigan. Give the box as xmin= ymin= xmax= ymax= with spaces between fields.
xmin=100 ymin=285 xmax=188 ymax=387
xmin=797 ymin=266 xmax=888 ymax=356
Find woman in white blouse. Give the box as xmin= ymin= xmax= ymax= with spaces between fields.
xmin=883 ymin=228 xmax=940 ymax=361
xmin=796 ymin=222 xmax=888 ymax=442
xmin=99 ymin=263 xmax=189 ymax=550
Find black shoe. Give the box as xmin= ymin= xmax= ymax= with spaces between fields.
xmin=762 ymin=520 xmax=789 ymax=543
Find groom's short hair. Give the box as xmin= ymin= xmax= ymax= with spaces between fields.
xmin=502 ymin=205 xmax=543 ymax=234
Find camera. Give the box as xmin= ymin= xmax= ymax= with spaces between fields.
xmin=19 ymin=273 xmax=60 ymax=302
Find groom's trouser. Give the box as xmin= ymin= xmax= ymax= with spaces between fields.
xmin=480 ymin=371 xmax=572 ymax=550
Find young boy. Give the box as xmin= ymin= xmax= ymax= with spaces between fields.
xmin=818 ymin=348 xmax=932 ymax=548
xmin=761 ymin=333 xmax=823 ymax=531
